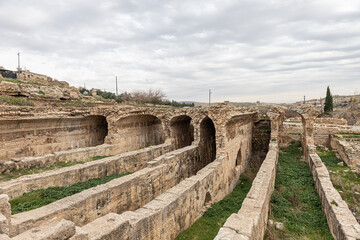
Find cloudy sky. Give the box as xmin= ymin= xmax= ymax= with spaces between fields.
xmin=0 ymin=0 xmax=359 ymax=103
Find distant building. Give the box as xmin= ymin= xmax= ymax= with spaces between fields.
xmin=0 ymin=67 xmax=17 ymax=79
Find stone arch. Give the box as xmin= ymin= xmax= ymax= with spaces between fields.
xmin=170 ymin=115 xmax=194 ymax=149
xmin=198 ymin=116 xmax=216 ymax=171
xmin=114 ymin=114 xmax=165 ymax=152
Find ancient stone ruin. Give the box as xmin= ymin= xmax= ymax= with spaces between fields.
xmin=0 ymin=91 xmax=359 ymax=239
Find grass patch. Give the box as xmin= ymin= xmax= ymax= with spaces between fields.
xmin=10 ymin=171 xmax=130 ymax=214
xmin=176 ymin=169 xmax=256 ymax=240
xmin=0 ymin=155 xmax=110 ymax=182
xmin=0 ymin=95 xmax=34 ymax=106
xmin=265 ymin=141 xmax=333 ymax=240
xmin=64 ymin=99 xmax=96 ymax=107
xmin=0 ymin=77 xmax=46 ymax=86
xmin=317 ymin=147 xmax=360 ymax=222
xmin=338 ymin=132 xmax=360 ymax=136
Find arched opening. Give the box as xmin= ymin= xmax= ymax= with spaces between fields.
xmin=0 ymin=115 xmax=108 ymax=161
xmin=204 ymin=192 xmax=212 ymax=207
xmin=236 ymin=148 xmax=242 ymax=166
xmin=115 ymin=114 xmax=165 ymax=152
xmin=170 ymin=115 xmax=194 ymax=149
xmin=198 ymin=116 xmax=216 ymax=171
xmin=83 ymin=115 xmax=108 ymax=146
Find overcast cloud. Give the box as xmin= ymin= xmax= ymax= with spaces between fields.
xmin=0 ymin=0 xmax=360 ymax=103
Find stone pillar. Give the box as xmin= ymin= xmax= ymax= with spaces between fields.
xmin=297 ymin=105 xmax=321 ymax=161
xmin=0 ymin=194 xmax=11 ymax=235
xmin=267 ymin=106 xmax=285 ymax=140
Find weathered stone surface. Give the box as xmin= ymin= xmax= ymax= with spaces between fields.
xmin=267 ymin=106 xmax=285 ymax=139
xmin=330 ymin=135 xmax=360 ymax=167
xmin=0 ymin=143 xmax=171 ymax=200
xmin=9 ymin=145 xmax=202 ymax=236
xmin=11 ymin=218 xmax=75 ymax=240
xmin=0 ymin=104 xmax=259 ymax=239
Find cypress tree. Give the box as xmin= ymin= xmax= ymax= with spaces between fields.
xmin=324 ymin=86 xmax=333 ymax=113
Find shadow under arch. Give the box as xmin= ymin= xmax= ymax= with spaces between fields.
xmin=115 ymin=114 xmax=165 ymax=152
xmin=170 ymin=115 xmax=194 ymax=149
xmin=198 ymin=116 xmax=216 ymax=171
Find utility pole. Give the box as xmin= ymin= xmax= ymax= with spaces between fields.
xmin=209 ymin=89 xmax=212 ymax=106
xmin=17 ymin=52 xmax=21 ymax=72
xmin=116 ymin=76 xmax=118 ymax=96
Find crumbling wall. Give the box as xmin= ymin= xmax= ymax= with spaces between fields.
xmin=279 ymin=122 xmax=359 ymax=147
xmin=224 ymin=114 xmax=254 ymax=174
xmin=330 ymin=135 xmax=360 ymax=167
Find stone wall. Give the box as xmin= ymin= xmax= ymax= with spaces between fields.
xmin=308 ymin=152 xmax=360 ymax=239
xmin=74 ymin=155 xmax=232 ymax=240
xmin=8 ymin=145 xmax=200 ymax=236
xmin=0 ymin=116 xmax=108 ymax=161
xmin=214 ymin=141 xmax=279 ymax=240
xmin=0 ymin=143 xmax=171 ymax=200
xmin=224 ymin=114 xmax=254 ymax=176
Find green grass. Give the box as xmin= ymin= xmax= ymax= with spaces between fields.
xmin=265 ymin=142 xmax=333 ymax=240
xmin=176 ymin=170 xmax=255 ymax=240
xmin=0 ymin=77 xmax=46 ymax=86
xmin=10 ymin=171 xmax=131 ymax=214
xmin=338 ymin=132 xmax=360 ymax=136
xmin=0 ymin=95 xmax=34 ymax=106
xmin=317 ymin=147 xmax=360 ymax=222
xmin=0 ymin=156 xmax=110 ymax=182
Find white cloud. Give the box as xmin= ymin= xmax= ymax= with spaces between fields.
xmin=0 ymin=0 xmax=359 ymax=103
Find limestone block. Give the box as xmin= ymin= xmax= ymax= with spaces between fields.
xmin=18 ymin=84 xmax=41 ymax=97
xmin=215 ymin=227 xmax=249 ymax=240
xmin=0 ymin=234 xmax=10 ymax=240
xmin=0 ymin=82 xmax=20 ymax=95
xmin=11 ymin=218 xmax=75 ymax=240
xmin=0 ymin=214 xmax=9 ymax=235
xmin=69 ymin=226 xmax=89 ymax=240
xmin=39 ymin=86 xmax=64 ymax=99
xmin=0 ymin=195 xmax=10 ymax=220
xmin=80 ymin=213 xmax=130 ymax=240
